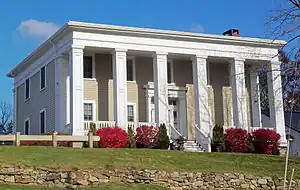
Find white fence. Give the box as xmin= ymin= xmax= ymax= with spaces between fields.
xmin=0 ymin=132 xmax=100 ymax=148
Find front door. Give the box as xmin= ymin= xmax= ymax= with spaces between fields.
xmin=168 ymin=98 xmax=179 ymax=138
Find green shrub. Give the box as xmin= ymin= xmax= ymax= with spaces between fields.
xmin=211 ymin=124 xmax=225 ymax=152
xmin=127 ymin=126 xmax=136 ymax=148
xmin=157 ymin=123 xmax=170 ymax=149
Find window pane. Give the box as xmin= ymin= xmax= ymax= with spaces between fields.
xmin=84 ymin=103 xmax=93 ymax=121
xmin=40 ymin=67 xmax=45 ymax=89
xmin=25 ymin=78 xmax=30 ymax=99
xmin=127 ymin=59 xmax=133 ymax=81
xmin=84 ymin=56 xmax=93 ymax=78
xmin=25 ymin=121 xmax=29 ymax=135
xmin=127 ymin=105 xmax=134 ymax=122
xmin=167 ymin=61 xmax=171 ymax=83
xmin=40 ymin=111 xmax=45 ymax=134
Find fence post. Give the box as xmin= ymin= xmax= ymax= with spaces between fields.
xmin=52 ymin=131 xmax=57 ymax=147
xmin=88 ymin=132 xmax=93 ymax=148
xmin=15 ymin=132 xmax=20 ymax=146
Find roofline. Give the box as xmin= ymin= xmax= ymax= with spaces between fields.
xmin=7 ymin=21 xmax=287 ymax=78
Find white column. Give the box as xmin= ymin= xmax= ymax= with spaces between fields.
xmin=192 ymin=55 xmax=211 ymax=151
xmin=13 ymin=87 xmax=17 ymax=134
xmin=113 ymin=49 xmax=128 ymax=128
xmin=153 ymin=52 xmax=169 ymax=127
xmin=230 ymin=58 xmax=248 ymax=129
xmin=267 ymin=60 xmax=286 ymax=146
xmin=55 ymin=55 xmax=69 ymax=133
xmin=250 ymin=70 xmax=262 ymax=128
xmin=69 ymin=45 xmax=84 ymax=136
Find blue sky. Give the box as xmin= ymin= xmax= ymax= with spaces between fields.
xmin=0 ymin=0 xmax=286 ymax=104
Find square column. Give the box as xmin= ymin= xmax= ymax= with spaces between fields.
xmin=267 ymin=60 xmax=286 ymax=146
xmin=153 ymin=52 xmax=168 ymax=127
xmin=230 ymin=58 xmax=248 ymax=129
xmin=69 ymin=45 xmax=84 ymax=136
xmin=55 ymin=55 xmax=69 ymax=133
xmin=113 ymin=49 xmax=128 ymax=128
xmin=250 ymin=69 xmax=262 ymax=128
xmin=192 ymin=55 xmax=211 ymax=151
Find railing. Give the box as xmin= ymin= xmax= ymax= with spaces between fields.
xmin=84 ymin=121 xmax=156 ymax=133
xmin=168 ymin=124 xmax=182 ymax=141
xmin=0 ymin=132 xmax=100 ymax=148
xmin=194 ymin=124 xmax=211 ymax=152
xmin=251 ymin=127 xmax=275 ymax=132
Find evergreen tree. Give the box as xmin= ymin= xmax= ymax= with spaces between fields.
xmin=158 ymin=123 xmax=170 ymax=149
xmin=127 ymin=126 xmax=136 ymax=148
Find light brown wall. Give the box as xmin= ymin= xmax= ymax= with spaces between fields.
xmin=173 ymin=60 xmax=193 ymax=87
xmin=16 ymin=61 xmax=55 ymax=134
xmin=210 ymin=62 xmax=230 ymax=125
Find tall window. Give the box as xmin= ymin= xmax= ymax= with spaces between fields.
xmin=84 ymin=56 xmax=93 ymax=78
xmin=40 ymin=66 xmax=46 ymax=90
xmin=84 ymin=103 xmax=93 ymax=121
xmin=127 ymin=58 xmax=135 ymax=81
xmin=24 ymin=119 xmax=30 ymax=135
xmin=40 ymin=110 xmax=46 ymax=134
xmin=127 ymin=104 xmax=134 ymax=122
xmin=25 ymin=78 xmax=30 ymax=100
xmin=167 ymin=60 xmax=174 ymax=83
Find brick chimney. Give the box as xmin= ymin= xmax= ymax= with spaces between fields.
xmin=222 ymin=29 xmax=240 ymax=37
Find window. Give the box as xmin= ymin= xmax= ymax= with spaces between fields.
xmin=25 ymin=78 xmax=30 ymax=100
xmin=167 ymin=60 xmax=174 ymax=83
xmin=84 ymin=103 xmax=93 ymax=121
xmin=24 ymin=119 xmax=30 ymax=135
xmin=40 ymin=66 xmax=46 ymax=90
xmin=127 ymin=57 xmax=135 ymax=81
xmin=84 ymin=56 xmax=93 ymax=78
xmin=127 ymin=104 xmax=135 ymax=122
xmin=40 ymin=109 xmax=46 ymax=134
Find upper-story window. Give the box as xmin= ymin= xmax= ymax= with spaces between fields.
xmin=40 ymin=66 xmax=46 ymax=90
xmin=127 ymin=57 xmax=135 ymax=81
xmin=84 ymin=56 xmax=93 ymax=78
xmin=25 ymin=78 xmax=30 ymax=100
xmin=167 ymin=60 xmax=174 ymax=84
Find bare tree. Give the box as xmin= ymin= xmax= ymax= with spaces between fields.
xmin=0 ymin=101 xmax=12 ymax=133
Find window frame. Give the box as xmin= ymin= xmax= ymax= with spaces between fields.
xmin=126 ymin=56 xmax=136 ymax=82
xmin=40 ymin=66 xmax=46 ymax=91
xmin=40 ymin=108 xmax=46 ymax=134
xmin=167 ymin=59 xmax=175 ymax=84
xmin=83 ymin=53 xmax=96 ymax=79
xmin=83 ymin=100 xmax=96 ymax=121
xmin=24 ymin=118 xmax=30 ymax=135
xmin=127 ymin=102 xmax=136 ymax=122
xmin=24 ymin=78 xmax=30 ymax=101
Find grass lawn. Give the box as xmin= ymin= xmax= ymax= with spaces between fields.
xmin=0 ymin=183 xmax=167 ymax=190
xmin=0 ymin=146 xmax=299 ymax=178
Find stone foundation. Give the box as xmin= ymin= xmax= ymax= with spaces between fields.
xmin=0 ymin=165 xmax=299 ymax=189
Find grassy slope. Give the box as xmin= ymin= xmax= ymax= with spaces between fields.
xmin=0 ymin=146 xmax=299 ymax=178
xmin=0 ymin=183 xmax=167 ymax=190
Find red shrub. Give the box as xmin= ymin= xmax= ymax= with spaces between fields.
xmin=224 ymin=128 xmax=249 ymax=153
xmin=251 ymin=129 xmax=280 ymax=154
xmin=135 ymin=125 xmax=159 ymax=148
xmin=96 ymin=127 xmax=128 ymax=148
xmin=20 ymin=141 xmax=36 ymax=146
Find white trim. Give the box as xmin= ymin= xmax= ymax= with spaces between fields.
xmin=40 ymin=66 xmax=46 ymax=91
xmin=167 ymin=59 xmax=175 ymax=84
xmin=127 ymin=56 xmax=136 ymax=82
xmin=84 ymin=100 xmax=96 ymax=121
xmin=39 ymin=108 xmax=47 ymax=134
xmin=127 ymin=102 xmax=137 ymax=123
xmin=24 ymin=117 xmax=30 ymax=135
xmin=83 ymin=52 xmax=96 ymax=79
xmin=24 ymin=78 xmax=30 ymax=101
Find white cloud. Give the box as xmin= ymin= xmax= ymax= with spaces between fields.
xmin=17 ymin=19 xmax=59 ymax=39
xmin=190 ymin=23 xmax=204 ymax=33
